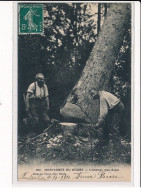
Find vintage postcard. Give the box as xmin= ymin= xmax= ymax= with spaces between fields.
xmin=13 ymin=1 xmax=133 ymax=184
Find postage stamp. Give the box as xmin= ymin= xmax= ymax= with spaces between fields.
xmin=19 ymin=4 xmax=43 ymax=34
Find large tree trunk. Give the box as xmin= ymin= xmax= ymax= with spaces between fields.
xmin=60 ymin=3 xmax=131 ymax=124
xmin=97 ymin=3 xmax=101 ymax=34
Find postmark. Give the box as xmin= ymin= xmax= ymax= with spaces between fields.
xmin=19 ymin=4 xmax=43 ymax=34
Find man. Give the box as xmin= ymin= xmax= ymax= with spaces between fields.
xmin=26 ymin=73 xmax=50 ymax=132
xmin=89 ymin=89 xmax=124 ymax=142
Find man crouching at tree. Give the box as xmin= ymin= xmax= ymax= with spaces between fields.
xmin=89 ymin=89 xmax=124 ymax=144
xmin=26 ymin=73 xmax=50 ymax=133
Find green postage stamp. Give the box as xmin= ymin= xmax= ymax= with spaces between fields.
xmin=19 ymin=4 xmax=43 ymax=34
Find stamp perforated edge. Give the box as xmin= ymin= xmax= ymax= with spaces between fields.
xmin=18 ymin=3 xmax=44 ymax=35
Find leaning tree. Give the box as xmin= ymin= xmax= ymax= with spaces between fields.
xmin=60 ymin=3 xmax=131 ymax=124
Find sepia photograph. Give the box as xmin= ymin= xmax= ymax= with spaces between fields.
xmin=16 ymin=2 xmax=132 ymax=182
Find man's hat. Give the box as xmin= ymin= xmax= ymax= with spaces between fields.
xmin=36 ymin=73 xmax=44 ymax=79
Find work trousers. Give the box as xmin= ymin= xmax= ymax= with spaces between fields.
xmin=29 ymin=98 xmax=50 ymax=132
xmin=104 ymin=101 xmax=124 ymax=140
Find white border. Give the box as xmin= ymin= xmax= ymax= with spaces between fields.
xmin=12 ymin=1 xmax=140 ymax=187
xmin=0 ymin=1 xmax=13 ymax=187
xmin=133 ymin=1 xmax=140 ymax=187
xmin=13 ymin=0 xmax=18 ymax=185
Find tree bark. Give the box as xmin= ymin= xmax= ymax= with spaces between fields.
xmin=104 ymin=3 xmax=107 ymax=18
xmin=97 ymin=3 xmax=101 ymax=34
xmin=60 ymin=3 xmax=131 ymax=124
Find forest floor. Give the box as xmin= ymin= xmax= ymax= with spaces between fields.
xmin=18 ymin=122 xmax=131 ymax=166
